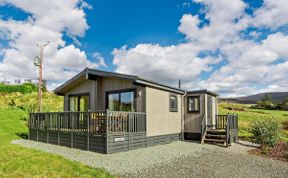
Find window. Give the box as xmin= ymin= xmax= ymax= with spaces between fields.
xmin=170 ymin=94 xmax=178 ymax=112
xmin=69 ymin=94 xmax=89 ymax=111
xmin=107 ymin=89 xmax=135 ymax=112
xmin=188 ymin=96 xmax=200 ymax=112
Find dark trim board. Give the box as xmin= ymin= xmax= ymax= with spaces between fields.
xmin=184 ymin=132 xmax=201 ymax=141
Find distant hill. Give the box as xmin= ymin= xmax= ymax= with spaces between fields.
xmin=221 ymin=92 xmax=288 ymax=104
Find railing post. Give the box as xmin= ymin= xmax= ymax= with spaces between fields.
xmin=57 ymin=112 xmax=60 ymax=145
xmin=36 ymin=113 xmax=39 ymax=142
xmin=87 ymin=111 xmax=90 ymax=151
xmin=71 ymin=112 xmax=74 ymax=148
xmin=28 ymin=113 xmax=31 ymax=140
xmin=47 ymin=113 xmax=49 ymax=144
xmin=106 ymin=110 xmax=109 ymax=154
xmin=235 ymin=114 xmax=239 ymax=141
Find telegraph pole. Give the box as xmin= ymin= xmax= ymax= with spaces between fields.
xmin=35 ymin=42 xmax=49 ymax=112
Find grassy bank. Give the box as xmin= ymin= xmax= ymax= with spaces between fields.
xmin=0 ymin=104 xmax=114 ymax=177
xmin=219 ymin=102 xmax=288 ymax=141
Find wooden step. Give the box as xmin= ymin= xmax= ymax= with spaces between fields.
xmin=206 ymin=134 xmax=226 ymax=138
xmin=207 ymin=129 xmax=225 ymax=134
xmin=204 ymin=138 xmax=226 ymax=143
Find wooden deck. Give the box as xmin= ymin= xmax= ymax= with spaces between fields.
xmin=28 ymin=110 xmax=147 ymax=153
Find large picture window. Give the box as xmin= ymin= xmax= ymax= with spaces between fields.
xmin=170 ymin=94 xmax=178 ymax=112
xmin=188 ymin=96 xmax=200 ymax=112
xmin=69 ymin=94 xmax=89 ymax=112
xmin=107 ymin=89 xmax=135 ymax=112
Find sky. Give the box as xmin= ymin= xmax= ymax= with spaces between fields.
xmin=0 ymin=0 xmax=288 ymax=97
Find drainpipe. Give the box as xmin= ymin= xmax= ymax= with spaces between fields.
xmin=181 ymin=91 xmax=187 ymax=141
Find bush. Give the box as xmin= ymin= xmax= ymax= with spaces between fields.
xmin=250 ymin=119 xmax=282 ymax=148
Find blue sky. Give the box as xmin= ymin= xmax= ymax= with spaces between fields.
xmin=0 ymin=0 xmax=288 ymax=96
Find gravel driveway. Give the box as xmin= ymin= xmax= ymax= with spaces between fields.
xmin=12 ymin=140 xmax=288 ymax=178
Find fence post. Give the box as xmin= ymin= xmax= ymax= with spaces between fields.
xmin=87 ymin=111 xmax=90 ymax=151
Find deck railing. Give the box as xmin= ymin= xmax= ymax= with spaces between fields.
xmin=29 ymin=110 xmax=146 ymax=134
xmin=216 ymin=114 xmax=238 ymax=144
xmin=107 ymin=111 xmax=146 ymax=134
xmin=215 ymin=114 xmax=228 ymax=129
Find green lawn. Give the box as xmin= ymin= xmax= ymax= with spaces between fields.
xmin=0 ymin=108 xmax=114 ymax=178
xmin=219 ymin=102 xmax=288 ymax=141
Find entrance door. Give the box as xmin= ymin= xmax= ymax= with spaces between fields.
xmin=207 ymin=96 xmax=213 ymax=128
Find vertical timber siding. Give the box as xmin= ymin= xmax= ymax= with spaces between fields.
xmin=146 ymin=87 xmax=182 ymax=137
xmin=63 ymin=77 xmax=146 ymax=112
xmin=97 ymin=77 xmax=145 ymax=112
xmin=64 ymin=80 xmax=98 ymax=111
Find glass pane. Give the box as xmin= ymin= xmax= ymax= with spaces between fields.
xmin=188 ymin=97 xmax=199 ymax=112
xmin=69 ymin=96 xmax=78 ymax=111
xmin=120 ymin=92 xmax=134 ymax=111
xmin=79 ymin=95 xmax=89 ymax=111
xmin=194 ymin=97 xmax=199 ymax=111
xmin=170 ymin=96 xmax=177 ymax=110
xmin=108 ymin=93 xmax=120 ymax=111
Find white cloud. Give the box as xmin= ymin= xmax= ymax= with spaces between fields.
xmin=113 ymin=43 xmax=222 ymax=86
xmin=112 ymin=0 xmax=288 ymax=96
xmin=252 ymin=0 xmax=288 ymax=29
xmin=0 ymin=0 xmax=106 ymax=90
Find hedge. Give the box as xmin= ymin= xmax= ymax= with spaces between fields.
xmin=0 ymin=83 xmax=38 ymax=94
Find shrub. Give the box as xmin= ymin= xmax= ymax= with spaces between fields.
xmin=250 ymin=119 xmax=282 ymax=148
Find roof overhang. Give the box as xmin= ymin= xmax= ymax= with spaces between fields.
xmin=187 ymin=89 xmax=218 ymax=97
xmin=54 ymin=68 xmax=185 ymax=95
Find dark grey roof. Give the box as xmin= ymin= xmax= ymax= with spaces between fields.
xmin=54 ymin=68 xmax=185 ymax=94
xmin=187 ymin=89 xmax=218 ymax=97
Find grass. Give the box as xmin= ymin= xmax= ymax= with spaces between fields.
xmin=219 ymin=102 xmax=288 ymax=141
xmin=0 ymin=108 xmax=114 ymax=177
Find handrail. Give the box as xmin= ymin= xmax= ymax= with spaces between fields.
xmin=200 ymin=114 xmax=206 ymax=142
xmin=225 ymin=114 xmax=239 ymax=146
xmin=225 ymin=114 xmax=230 ymax=146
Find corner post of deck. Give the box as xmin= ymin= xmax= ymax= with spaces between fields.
xmin=87 ymin=111 xmax=90 ymax=151
xmin=36 ymin=113 xmax=39 ymax=142
xmin=71 ymin=112 xmax=74 ymax=148
xmin=57 ymin=112 xmax=60 ymax=145
xmin=47 ymin=113 xmax=49 ymax=144
xmin=106 ymin=109 xmax=109 ymax=154
xmin=28 ymin=113 xmax=31 ymax=140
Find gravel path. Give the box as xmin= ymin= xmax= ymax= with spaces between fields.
xmin=12 ymin=140 xmax=288 ymax=178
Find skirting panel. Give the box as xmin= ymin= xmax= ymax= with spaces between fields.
xmin=29 ymin=129 xmax=180 ymax=154
xmin=28 ymin=129 xmax=106 ymax=153
xmin=184 ymin=132 xmax=201 ymax=141
xmin=107 ymin=132 xmax=180 ymax=154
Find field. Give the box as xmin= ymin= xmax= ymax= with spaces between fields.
xmin=219 ymin=102 xmax=288 ymax=141
xmin=0 ymin=93 xmax=114 ymax=177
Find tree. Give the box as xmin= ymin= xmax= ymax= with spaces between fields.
xmin=261 ymin=94 xmax=272 ymax=103
xmin=282 ymin=97 xmax=288 ymax=110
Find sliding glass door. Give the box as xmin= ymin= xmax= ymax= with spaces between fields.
xmin=69 ymin=94 xmax=89 ymax=112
